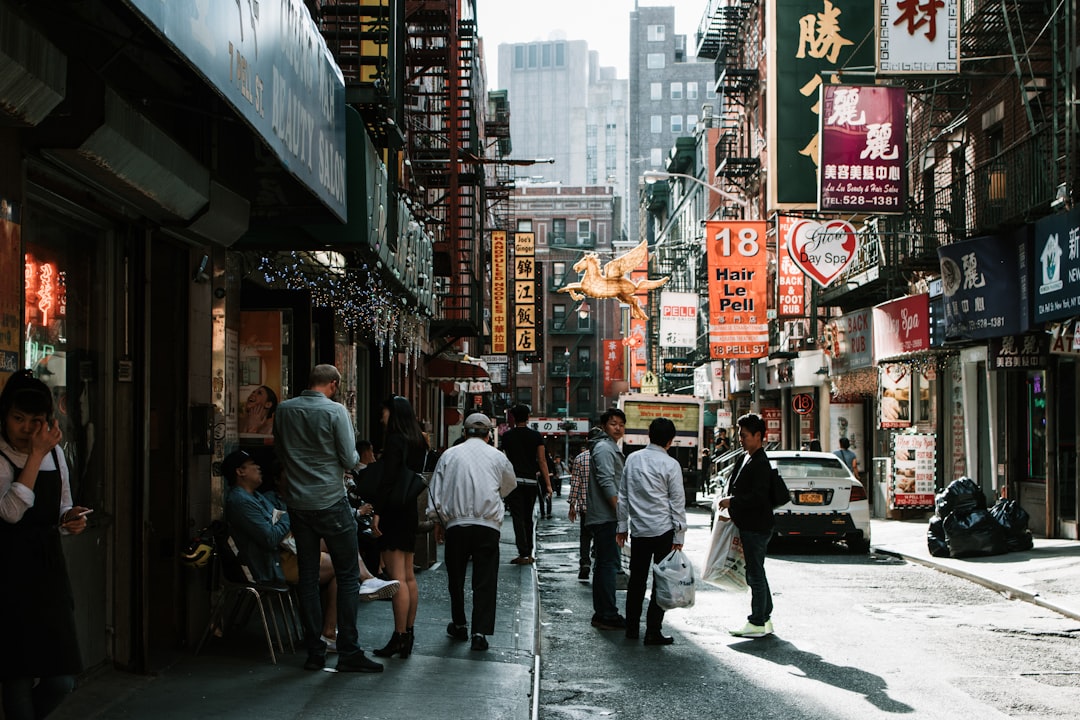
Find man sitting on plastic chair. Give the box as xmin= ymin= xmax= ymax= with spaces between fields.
xmin=223 ymin=450 xmax=398 ymax=651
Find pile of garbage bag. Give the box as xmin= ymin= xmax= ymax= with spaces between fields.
xmin=927 ymin=477 xmax=1034 ymax=558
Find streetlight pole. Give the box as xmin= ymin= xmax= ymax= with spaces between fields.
xmin=641 ymin=169 xmax=751 ymax=211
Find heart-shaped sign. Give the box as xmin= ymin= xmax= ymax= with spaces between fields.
xmin=786 ymin=219 xmax=858 ymax=287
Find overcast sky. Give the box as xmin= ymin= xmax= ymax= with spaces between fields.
xmin=473 ymin=0 xmax=709 ymax=85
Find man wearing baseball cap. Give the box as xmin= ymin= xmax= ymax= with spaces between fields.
xmin=426 ymin=413 xmax=517 ymax=651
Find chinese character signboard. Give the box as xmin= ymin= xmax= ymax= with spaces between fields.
xmin=819 ymin=85 xmax=906 ymax=214
xmin=761 ymin=407 xmax=782 ymax=444
xmin=491 ymin=230 xmax=508 ymax=354
xmin=706 ymin=220 xmax=769 ymax=359
xmin=1033 ymin=206 xmax=1080 ymax=322
xmin=777 ymin=215 xmax=806 ymax=316
xmin=938 ymin=232 xmax=1029 ymax=341
xmin=602 ymin=339 xmax=624 ymax=398
xmin=890 ymin=432 xmax=936 ymax=509
xmin=514 ymin=232 xmax=543 ymax=362
xmin=989 ymin=334 xmax=1050 ymax=370
xmin=877 ymin=0 xmax=960 ymax=74
xmin=659 ymin=291 xmax=699 ymax=348
xmin=769 ymin=0 xmax=875 ymax=208
xmin=872 ymin=293 xmax=930 ymax=361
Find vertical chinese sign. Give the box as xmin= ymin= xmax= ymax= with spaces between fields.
xmin=514 ymin=232 xmax=542 ymax=362
xmin=706 ymin=220 xmax=769 ymax=359
xmin=491 ymin=230 xmax=508 ymax=354
xmin=602 ymin=338 xmax=624 ymax=399
xmin=776 ymin=215 xmax=806 ymax=318
xmin=877 ymin=0 xmax=960 ymax=75
xmin=628 ymin=267 xmax=650 ymax=388
xmin=769 ymin=0 xmax=874 ymax=208
xmin=818 ymin=85 xmax=906 ymax=214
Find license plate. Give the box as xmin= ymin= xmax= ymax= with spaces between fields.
xmin=798 ymin=492 xmax=824 ymax=504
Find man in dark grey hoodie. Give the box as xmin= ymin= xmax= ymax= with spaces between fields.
xmin=586 ymin=408 xmax=627 ymax=630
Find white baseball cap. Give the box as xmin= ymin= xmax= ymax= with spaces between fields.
xmin=464 ymin=413 xmax=493 ymax=430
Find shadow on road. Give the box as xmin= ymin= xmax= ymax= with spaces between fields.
xmin=728 ymin=636 xmax=916 ymax=714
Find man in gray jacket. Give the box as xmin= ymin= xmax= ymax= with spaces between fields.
xmin=586 ymin=408 xmax=627 ymax=631
xmin=427 ymin=413 xmax=517 ymax=651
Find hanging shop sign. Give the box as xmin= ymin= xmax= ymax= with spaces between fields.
xmin=938 ymin=229 xmax=1029 ymax=341
xmin=706 ymin=220 xmax=769 ymax=358
xmin=818 ymin=85 xmax=906 ymax=214
xmin=988 ymin=334 xmax=1050 ymax=370
xmin=514 ymin=232 xmax=543 ymax=362
xmin=889 ymin=432 xmax=936 ymax=509
xmin=603 ymin=339 xmax=625 ymax=398
xmin=491 ymin=231 xmax=508 ymax=354
xmin=785 ymin=217 xmax=858 ymax=287
xmin=777 ymin=215 xmax=806 ymax=317
xmin=659 ymin=291 xmax=699 ymax=348
xmin=1033 ymin=206 xmax=1080 ymax=323
xmin=824 ymin=307 xmax=873 ymax=373
xmin=126 ymin=0 xmax=348 ymax=220
xmin=876 ymin=0 xmax=960 ymax=75
xmin=769 ymin=0 xmax=875 ymax=208
xmin=872 ymin=293 xmax=930 ymax=361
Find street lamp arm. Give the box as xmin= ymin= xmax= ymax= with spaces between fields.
xmin=642 ymin=170 xmax=750 ymax=211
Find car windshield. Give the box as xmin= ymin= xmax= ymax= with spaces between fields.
xmin=772 ymin=457 xmax=851 ymax=479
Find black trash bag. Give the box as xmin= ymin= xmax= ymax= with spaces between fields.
xmin=935 ymin=477 xmax=986 ymax=518
xmin=942 ymin=508 xmax=1009 ymax=558
xmin=988 ymin=498 xmax=1034 ymax=552
xmin=927 ymin=515 xmax=950 ymax=558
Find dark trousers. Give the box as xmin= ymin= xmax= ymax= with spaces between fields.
xmin=740 ymin=529 xmax=773 ymax=626
xmin=590 ymin=520 xmax=620 ymax=620
xmin=625 ymin=530 xmax=675 ymax=634
xmin=444 ymin=524 xmax=501 ymax=635
xmin=578 ymin=512 xmax=594 ymax=569
xmin=1 ymin=675 xmax=75 ymax=720
xmin=507 ymin=483 xmax=538 ymax=557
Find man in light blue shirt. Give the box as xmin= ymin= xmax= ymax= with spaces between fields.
xmin=616 ymin=417 xmax=686 ymax=645
xmin=274 ymin=364 xmax=381 ymax=673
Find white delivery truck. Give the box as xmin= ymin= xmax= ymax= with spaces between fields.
xmin=616 ymin=393 xmax=705 ymax=506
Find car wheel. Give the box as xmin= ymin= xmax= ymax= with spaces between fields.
xmin=846 ymin=534 xmax=871 ymax=554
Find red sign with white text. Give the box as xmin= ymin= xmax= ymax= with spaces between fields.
xmin=603 ymin=339 xmax=624 ymax=398
xmin=707 ymin=221 xmax=769 ymax=359
xmin=873 ymin=293 xmax=930 ymax=361
xmin=777 ymin=215 xmax=805 ymax=317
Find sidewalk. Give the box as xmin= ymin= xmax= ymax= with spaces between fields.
xmin=870 ymin=517 xmax=1080 ymax=622
xmin=48 ymin=518 xmax=539 ymax=720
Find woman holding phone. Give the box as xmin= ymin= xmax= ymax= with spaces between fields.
xmin=0 ymin=370 xmax=89 ymax=719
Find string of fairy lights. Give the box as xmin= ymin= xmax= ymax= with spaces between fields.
xmin=249 ymin=252 xmax=428 ymax=370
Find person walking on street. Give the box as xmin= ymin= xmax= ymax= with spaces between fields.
xmin=568 ymin=429 xmax=603 ymax=581
xmin=273 ymin=364 xmax=382 ymax=673
xmin=372 ymin=396 xmax=429 ymax=659
xmin=587 ymin=408 xmax=627 ymax=631
xmin=500 ymin=405 xmax=551 ymax=565
xmin=716 ymin=413 xmax=775 ymax=639
xmin=616 ymin=417 xmax=686 ymax=645
xmin=833 ymin=437 xmax=859 ymax=478
xmin=427 ymin=413 xmax=517 ymax=651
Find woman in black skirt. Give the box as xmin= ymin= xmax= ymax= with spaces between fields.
xmin=0 ymin=371 xmax=90 ymax=719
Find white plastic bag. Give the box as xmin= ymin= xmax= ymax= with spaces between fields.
xmin=653 ymin=549 xmax=696 ymax=610
xmin=702 ymin=514 xmax=748 ymax=591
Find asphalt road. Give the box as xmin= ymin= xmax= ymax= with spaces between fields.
xmin=535 ymin=498 xmax=1080 ymax=720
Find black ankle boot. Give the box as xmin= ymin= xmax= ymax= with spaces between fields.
xmin=404 ymin=627 xmax=415 ymax=655
xmin=373 ymin=631 xmax=410 ymax=658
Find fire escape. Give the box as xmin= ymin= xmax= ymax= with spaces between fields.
xmin=404 ymin=0 xmax=483 ymax=341
xmin=484 ymin=89 xmax=514 ymax=232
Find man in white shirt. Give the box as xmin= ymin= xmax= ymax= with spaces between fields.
xmin=616 ymin=417 xmax=687 ymax=645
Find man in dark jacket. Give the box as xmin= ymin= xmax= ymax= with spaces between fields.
xmin=716 ymin=413 xmax=774 ymax=638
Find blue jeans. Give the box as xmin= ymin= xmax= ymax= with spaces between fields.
xmin=740 ymin=529 xmax=773 ymax=626
xmin=590 ymin=521 xmax=620 ymax=620
xmin=289 ymin=497 xmax=362 ymax=657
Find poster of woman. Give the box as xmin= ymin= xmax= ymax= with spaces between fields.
xmin=238 ymin=310 xmax=284 ymax=440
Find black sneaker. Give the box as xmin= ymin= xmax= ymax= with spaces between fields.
xmin=577 ymin=567 xmax=589 ymax=581
xmin=303 ymin=653 xmax=326 ymax=671
xmin=643 ymin=632 xmax=674 ymax=646
xmin=470 ymin=634 xmax=489 ymax=651
xmin=446 ymin=622 xmax=469 ymax=641
xmin=335 ymin=651 xmax=384 ymax=673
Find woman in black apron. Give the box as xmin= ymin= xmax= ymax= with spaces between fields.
xmin=0 ymin=371 xmax=89 ymax=720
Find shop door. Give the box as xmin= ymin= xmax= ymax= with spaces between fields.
xmin=144 ymin=241 xmax=188 ymax=667
xmin=1056 ymin=359 xmax=1077 ymax=538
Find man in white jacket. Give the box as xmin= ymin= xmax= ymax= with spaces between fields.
xmin=427 ymin=413 xmax=517 ymax=651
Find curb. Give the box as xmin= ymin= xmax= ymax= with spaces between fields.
xmin=873 ymin=547 xmax=1080 ymax=623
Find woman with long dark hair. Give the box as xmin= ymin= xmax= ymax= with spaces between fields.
xmin=372 ymin=395 xmax=428 ymax=658
xmin=0 ymin=371 xmax=90 ymax=719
